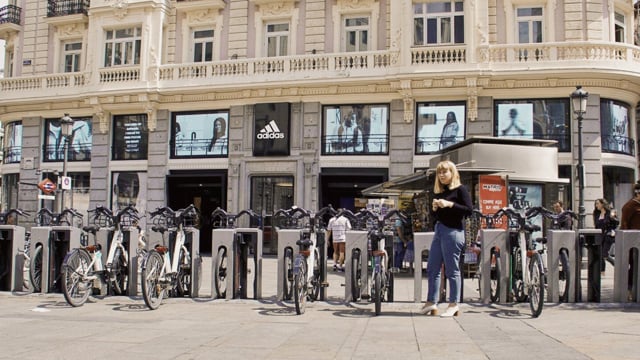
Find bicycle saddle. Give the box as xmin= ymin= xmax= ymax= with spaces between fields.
xmin=82 ymin=225 xmax=100 ymax=235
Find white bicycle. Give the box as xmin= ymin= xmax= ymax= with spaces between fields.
xmin=141 ymin=205 xmax=199 ymax=310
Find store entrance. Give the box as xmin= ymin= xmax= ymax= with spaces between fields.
xmin=167 ymin=171 xmax=227 ymax=254
xmin=319 ymin=169 xmax=388 ymax=211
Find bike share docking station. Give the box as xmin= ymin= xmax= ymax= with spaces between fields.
xmin=614 ymin=230 xmax=640 ymax=303
xmin=0 ymin=224 xmax=27 ymax=291
xmin=546 ymin=230 xmax=579 ymax=303
xmin=345 ymin=230 xmax=368 ymax=302
xmin=91 ymin=227 xmax=147 ymax=296
xmin=579 ymin=228 xmax=607 ymax=302
xmin=211 ymin=209 xmax=262 ymax=300
xmin=478 ymin=229 xmax=509 ymax=303
xmin=413 ymin=232 xmax=434 ymax=303
xmin=30 ymin=226 xmax=82 ymax=293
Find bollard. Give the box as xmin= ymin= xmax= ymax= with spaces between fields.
xmin=0 ymin=225 xmax=26 ymax=291
xmin=276 ymin=229 xmax=300 ymax=301
xmin=413 ymin=232 xmax=434 ymax=303
xmin=345 ymin=230 xmax=368 ymax=302
xmin=479 ymin=229 xmax=509 ymax=304
xmin=546 ymin=230 xmax=578 ymax=302
xmin=614 ymin=230 xmax=640 ymax=303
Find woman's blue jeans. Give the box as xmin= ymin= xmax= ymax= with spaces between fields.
xmin=426 ymin=222 xmax=465 ymax=304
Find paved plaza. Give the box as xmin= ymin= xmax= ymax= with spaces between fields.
xmin=0 ymin=256 xmax=638 ymax=360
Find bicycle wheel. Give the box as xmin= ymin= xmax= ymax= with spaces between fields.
xmin=141 ymin=250 xmax=165 ymax=310
xmin=529 ymin=253 xmax=545 ymax=318
xmin=309 ymin=249 xmax=321 ymax=302
xmin=373 ymin=271 xmax=382 ymax=316
xmin=29 ymin=245 xmax=43 ymax=293
xmin=61 ymin=249 xmax=94 ymax=307
xmin=350 ymin=248 xmax=362 ymax=301
xmin=110 ymin=248 xmax=129 ymax=295
xmin=513 ymin=251 xmax=527 ymax=302
xmin=490 ymin=250 xmax=501 ymax=303
xmin=282 ymin=247 xmax=294 ymax=301
xmin=213 ymin=247 xmax=228 ymax=298
xmin=176 ymin=249 xmax=191 ymax=297
xmin=558 ymin=249 xmax=570 ymax=303
xmin=293 ymin=260 xmax=308 ymax=315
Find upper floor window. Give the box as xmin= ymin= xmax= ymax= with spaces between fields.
xmin=104 ymin=27 xmax=142 ymax=67
xmin=343 ymin=17 xmax=369 ymax=52
xmin=517 ymin=7 xmax=543 ymax=43
xmin=44 ymin=116 xmax=92 ymax=162
xmin=322 ymin=104 xmax=389 ymax=155
xmin=614 ymin=11 xmax=625 ymax=43
xmin=600 ymin=99 xmax=634 ymax=155
xmin=413 ymin=1 xmax=464 ymax=45
xmin=171 ymin=110 xmax=229 ymax=158
xmin=415 ymin=102 xmax=466 ymax=154
xmin=494 ymin=99 xmax=571 ymax=152
xmin=112 ymin=114 xmax=148 ymax=160
xmin=62 ymin=41 xmax=82 ymax=72
xmin=2 ymin=121 xmax=22 ymax=164
xmin=266 ymin=23 xmax=289 ymax=57
xmin=192 ymin=29 xmax=214 ymax=62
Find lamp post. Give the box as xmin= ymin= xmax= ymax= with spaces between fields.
xmin=570 ymin=86 xmax=589 ymax=229
xmin=59 ymin=113 xmax=74 ymax=212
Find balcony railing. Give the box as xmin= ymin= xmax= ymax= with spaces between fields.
xmin=42 ymin=143 xmax=92 ymax=162
xmin=322 ymin=133 xmax=389 ymax=155
xmin=0 ymin=5 xmax=21 ymax=25
xmin=47 ymin=0 xmax=90 ymax=17
xmin=2 ymin=146 xmax=21 ymax=164
xmin=601 ymin=134 xmax=635 ymax=156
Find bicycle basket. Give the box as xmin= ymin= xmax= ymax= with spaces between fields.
xmin=118 ymin=213 xmax=138 ymax=229
xmin=182 ymin=211 xmax=199 ymax=228
xmin=91 ymin=213 xmax=114 ymax=228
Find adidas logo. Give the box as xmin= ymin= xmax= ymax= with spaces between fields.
xmin=257 ymin=120 xmax=285 ymax=139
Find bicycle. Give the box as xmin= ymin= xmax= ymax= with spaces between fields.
xmin=355 ymin=208 xmax=406 ymax=316
xmin=29 ymin=208 xmax=83 ymax=293
xmin=0 ymin=208 xmax=30 ymax=289
xmin=493 ymin=207 xmax=546 ymax=317
xmin=141 ymin=204 xmax=199 ymax=310
xmin=60 ymin=205 xmax=146 ymax=307
xmin=273 ymin=205 xmax=336 ymax=314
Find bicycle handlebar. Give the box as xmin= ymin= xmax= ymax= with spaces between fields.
xmin=0 ymin=208 xmax=31 ymax=225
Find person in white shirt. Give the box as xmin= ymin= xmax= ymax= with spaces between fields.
xmin=326 ymin=212 xmax=352 ymax=271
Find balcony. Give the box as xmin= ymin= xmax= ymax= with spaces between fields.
xmin=0 ymin=5 xmax=21 ymax=39
xmin=1 ymin=41 xmax=640 ymax=101
xmin=47 ymin=0 xmax=90 ymax=17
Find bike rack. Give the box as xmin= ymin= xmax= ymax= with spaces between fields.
xmin=344 ymin=230 xmax=368 ymax=302
xmin=412 ymin=232 xmax=434 ymax=303
xmin=183 ymin=227 xmax=201 ymax=298
xmin=0 ymin=225 xmax=26 ymax=291
xmin=614 ymin=230 xmax=640 ymax=303
xmin=276 ymin=229 xmax=300 ymax=301
xmin=30 ymin=226 xmax=82 ymax=293
xmin=579 ymin=228 xmax=605 ymax=302
xmin=546 ymin=230 xmax=579 ymax=303
xmin=211 ymin=228 xmax=262 ymax=300
xmin=479 ymin=229 xmax=510 ymax=304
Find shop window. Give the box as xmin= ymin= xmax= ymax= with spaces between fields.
xmin=43 ymin=117 xmax=92 ymax=162
xmin=171 ymin=111 xmax=229 ymax=158
xmin=1 ymin=174 xmax=19 ymax=210
xmin=112 ymin=172 xmax=147 ymax=211
xmin=415 ymin=102 xmax=465 ymax=154
xmin=494 ymin=99 xmax=571 ymax=152
xmin=600 ymin=99 xmax=634 ymax=155
xmin=322 ymin=104 xmax=389 ymax=155
xmin=112 ymin=114 xmax=148 ymax=160
xmin=2 ymin=121 xmax=21 ymax=164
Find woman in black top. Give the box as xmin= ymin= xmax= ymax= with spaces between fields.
xmin=420 ymin=160 xmax=473 ymax=317
xmin=593 ymin=198 xmax=618 ymax=273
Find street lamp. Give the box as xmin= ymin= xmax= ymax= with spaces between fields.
xmin=570 ymin=86 xmax=589 ymax=229
xmin=59 ymin=113 xmax=74 ymax=212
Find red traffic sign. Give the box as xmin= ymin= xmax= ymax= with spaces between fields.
xmin=38 ymin=178 xmax=57 ymax=195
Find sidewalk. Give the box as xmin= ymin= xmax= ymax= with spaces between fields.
xmin=0 ymin=256 xmax=637 ymax=360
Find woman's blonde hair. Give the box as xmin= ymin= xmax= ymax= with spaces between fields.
xmin=433 ymin=160 xmax=461 ymax=194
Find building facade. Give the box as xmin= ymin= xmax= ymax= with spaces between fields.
xmin=0 ymin=0 xmax=639 ymax=252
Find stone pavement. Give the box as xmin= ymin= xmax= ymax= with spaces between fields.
xmin=0 ymin=256 xmax=638 ymax=360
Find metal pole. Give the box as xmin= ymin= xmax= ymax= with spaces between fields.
xmin=577 ymin=114 xmax=585 ymax=230
xmin=60 ymin=136 xmax=69 ymax=213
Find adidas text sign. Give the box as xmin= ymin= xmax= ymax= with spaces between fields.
xmin=257 ymin=119 xmax=285 ymax=139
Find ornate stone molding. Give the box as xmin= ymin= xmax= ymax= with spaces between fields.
xmin=145 ymin=102 xmax=157 ymax=131
xmin=466 ymin=78 xmax=478 ymax=122
xmin=251 ymin=0 xmax=297 ymax=15
xmin=186 ymin=8 xmax=218 ymax=24
xmin=337 ymin=0 xmax=378 ymax=10
xmin=109 ymin=0 xmax=129 ymax=20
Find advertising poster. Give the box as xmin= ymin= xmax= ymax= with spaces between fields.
xmin=173 ymin=111 xmax=229 ymax=157
xmin=478 ymin=175 xmax=508 ymax=229
xmin=113 ymin=114 xmax=148 ymax=160
xmin=112 ymin=171 xmax=147 ymax=213
xmin=600 ymin=100 xmax=630 ymax=153
xmin=45 ymin=117 xmax=92 ymax=161
xmin=323 ymin=104 xmax=389 ymax=154
xmin=254 ymin=103 xmax=290 ymax=156
xmin=508 ymin=183 xmax=543 ymax=239
xmin=3 ymin=121 xmax=22 ymax=163
xmin=416 ymin=103 xmax=465 ymax=153
xmin=497 ymin=103 xmax=534 ymax=138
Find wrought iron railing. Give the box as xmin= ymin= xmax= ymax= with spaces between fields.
xmin=2 ymin=146 xmax=21 ymax=164
xmin=47 ymin=0 xmax=89 ymax=17
xmin=42 ymin=143 xmax=92 ymax=162
xmin=601 ymin=134 xmax=635 ymax=156
xmin=322 ymin=133 xmax=389 ymax=155
xmin=0 ymin=5 xmax=21 ymax=25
